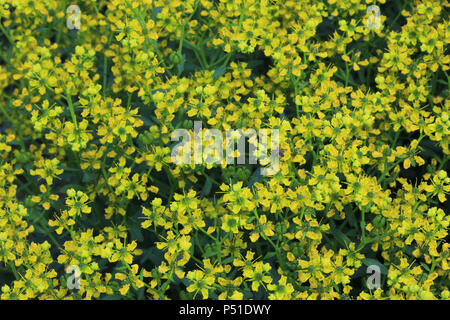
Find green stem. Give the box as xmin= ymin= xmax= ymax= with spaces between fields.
xmin=66 ymin=93 xmax=78 ymax=130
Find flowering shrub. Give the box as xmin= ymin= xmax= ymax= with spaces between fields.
xmin=0 ymin=0 xmax=449 ymax=300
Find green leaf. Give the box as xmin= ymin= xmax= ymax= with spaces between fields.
xmin=362 ymin=258 xmax=388 ymax=275
xmin=222 ymin=257 xmax=235 ymax=264
xmin=213 ymin=64 xmax=227 ymax=79
xmin=129 ymin=221 xmax=144 ymax=242
xmin=201 ymin=178 xmax=212 ymax=196
xmin=334 ymin=229 xmax=351 ymax=247
xmin=264 ymin=252 xmax=277 ymax=260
